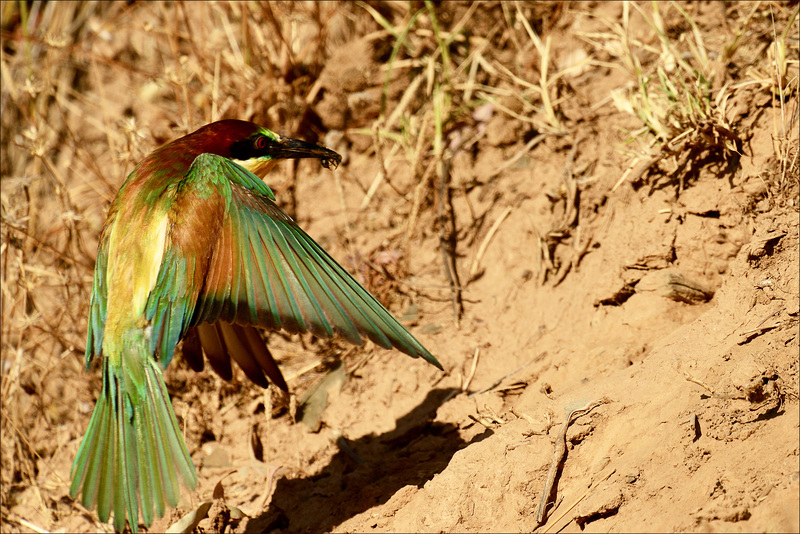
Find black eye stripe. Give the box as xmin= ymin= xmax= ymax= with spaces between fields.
xmin=230 ymin=135 xmax=274 ymax=160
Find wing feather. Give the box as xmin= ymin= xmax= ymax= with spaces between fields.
xmin=218 ymin=322 xmax=269 ymax=388
xmin=86 ymin=234 xmax=109 ymax=367
xmin=248 ymin=225 xmax=281 ymax=327
xmin=236 ymin=325 xmax=288 ymax=391
xmin=190 ymin=156 xmax=440 ymax=369
xmin=239 ymin=211 xmax=260 ymax=324
xmin=179 ymin=327 xmax=205 ymax=372
xmin=196 ymin=323 xmax=233 ymax=381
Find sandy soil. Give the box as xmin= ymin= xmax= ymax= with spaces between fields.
xmin=1 ymin=2 xmax=798 ymax=533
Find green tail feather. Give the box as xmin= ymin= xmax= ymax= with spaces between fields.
xmin=71 ymin=354 xmax=197 ymax=532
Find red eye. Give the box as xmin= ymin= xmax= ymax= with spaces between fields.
xmin=255 ymin=136 xmax=267 ymax=150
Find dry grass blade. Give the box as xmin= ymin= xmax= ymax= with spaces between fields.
xmin=461 ymin=346 xmax=480 ymax=393
xmin=469 ymin=206 xmax=512 ymax=278
xmin=535 ymin=398 xmax=611 ymax=530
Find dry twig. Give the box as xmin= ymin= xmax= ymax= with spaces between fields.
xmin=534 ymin=397 xmax=611 ymax=529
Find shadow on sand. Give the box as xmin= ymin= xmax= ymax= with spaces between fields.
xmin=243 ymin=387 xmax=492 ymax=533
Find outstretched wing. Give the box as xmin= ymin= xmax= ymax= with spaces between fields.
xmin=144 ymin=153 xmax=440 ymax=388
xmin=190 ymin=154 xmax=441 ymax=368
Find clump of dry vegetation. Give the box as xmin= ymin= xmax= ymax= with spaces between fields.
xmin=1 ymin=1 xmax=797 ymax=532
xmin=579 ymin=2 xmax=799 ymax=194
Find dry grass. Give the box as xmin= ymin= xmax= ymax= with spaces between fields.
xmin=1 ymin=1 xmax=797 ymax=532
xmin=576 ymin=2 xmax=798 ymax=194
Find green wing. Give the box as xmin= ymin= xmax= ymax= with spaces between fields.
xmin=186 ymin=154 xmax=441 ymax=369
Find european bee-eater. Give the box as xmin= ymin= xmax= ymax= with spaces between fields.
xmin=70 ymin=119 xmax=441 ymax=532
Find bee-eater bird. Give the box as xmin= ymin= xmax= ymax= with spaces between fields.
xmin=70 ymin=119 xmax=442 ymax=532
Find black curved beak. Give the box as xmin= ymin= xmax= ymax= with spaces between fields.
xmin=271 ymin=137 xmax=342 ymax=170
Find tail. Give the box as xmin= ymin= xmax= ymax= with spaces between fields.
xmin=70 ymin=356 xmax=197 ymax=532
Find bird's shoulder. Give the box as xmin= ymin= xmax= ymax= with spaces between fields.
xmin=185 ymin=153 xmax=276 ymax=201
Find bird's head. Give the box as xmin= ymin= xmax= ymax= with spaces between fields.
xmin=184 ymin=120 xmax=341 ymax=179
